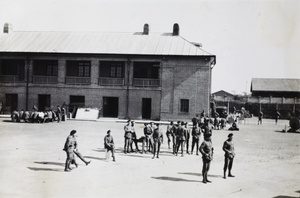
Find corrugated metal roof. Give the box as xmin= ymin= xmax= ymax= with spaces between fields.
xmin=251 ymin=78 xmax=300 ymax=92
xmin=0 ymin=31 xmax=213 ymax=56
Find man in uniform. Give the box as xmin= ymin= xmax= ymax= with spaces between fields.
xmin=63 ymin=130 xmax=78 ymax=172
xmin=152 ymin=123 xmax=163 ymax=159
xmin=144 ymin=122 xmax=154 ymax=153
xmin=68 ymin=130 xmax=91 ymax=166
xmin=223 ymin=133 xmax=235 ymax=179
xmin=104 ymin=130 xmax=116 ymax=162
xmin=176 ymin=121 xmax=186 ymax=157
xmin=199 ymin=133 xmax=213 ymax=183
xmin=184 ymin=122 xmax=190 ymax=154
xmin=124 ymin=120 xmax=133 ymax=154
xmin=191 ymin=122 xmax=201 ymax=155
xmin=166 ymin=121 xmax=174 ymax=149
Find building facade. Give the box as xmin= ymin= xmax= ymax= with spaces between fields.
xmin=0 ymin=23 xmax=216 ymax=120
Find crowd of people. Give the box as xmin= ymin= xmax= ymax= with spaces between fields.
xmin=11 ymin=105 xmax=66 ymax=123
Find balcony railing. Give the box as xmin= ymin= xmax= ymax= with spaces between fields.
xmin=65 ymin=77 xmax=91 ymax=85
xmin=133 ymin=78 xmax=160 ymax=87
xmin=0 ymin=75 xmax=24 ymax=83
xmin=33 ymin=76 xmax=58 ymax=84
xmin=98 ymin=77 xmax=125 ymax=86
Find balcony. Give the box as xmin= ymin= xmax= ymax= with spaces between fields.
xmin=33 ymin=76 xmax=58 ymax=84
xmin=98 ymin=77 xmax=125 ymax=86
xmin=65 ymin=77 xmax=91 ymax=85
xmin=133 ymin=78 xmax=160 ymax=87
xmin=0 ymin=75 xmax=24 ymax=83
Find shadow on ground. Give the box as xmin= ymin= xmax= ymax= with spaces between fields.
xmin=28 ymin=167 xmax=63 ymax=172
xmin=152 ymin=176 xmax=199 ymax=182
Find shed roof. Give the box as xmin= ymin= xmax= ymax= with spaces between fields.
xmin=0 ymin=31 xmax=213 ymax=56
xmin=251 ymin=78 xmax=300 ymax=93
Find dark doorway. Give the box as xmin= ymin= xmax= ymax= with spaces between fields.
xmin=5 ymin=94 xmax=18 ymax=113
xmin=103 ymin=97 xmax=118 ymax=117
xmin=38 ymin=95 xmax=51 ymax=111
xmin=69 ymin=96 xmax=85 ymax=118
xmin=142 ymin=98 xmax=151 ymax=119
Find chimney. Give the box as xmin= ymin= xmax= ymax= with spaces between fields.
xmin=143 ymin=24 xmax=149 ymax=35
xmin=173 ymin=23 xmax=179 ymax=36
xmin=3 ymin=23 xmax=13 ymax=33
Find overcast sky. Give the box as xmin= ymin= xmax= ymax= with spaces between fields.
xmin=0 ymin=0 xmax=299 ymax=95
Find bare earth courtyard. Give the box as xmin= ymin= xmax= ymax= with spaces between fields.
xmin=0 ymin=117 xmax=299 ymax=198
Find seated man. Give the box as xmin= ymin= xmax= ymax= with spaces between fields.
xmin=228 ymin=121 xmax=239 ymax=131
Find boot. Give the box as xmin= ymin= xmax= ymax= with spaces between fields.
xmin=113 ymin=156 xmax=116 ymax=162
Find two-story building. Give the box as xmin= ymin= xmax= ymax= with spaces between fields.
xmin=0 ymin=23 xmax=216 ymax=120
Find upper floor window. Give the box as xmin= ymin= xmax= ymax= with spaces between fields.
xmin=180 ymin=99 xmax=189 ymax=113
xmin=133 ymin=62 xmax=160 ymax=79
xmin=67 ymin=61 xmax=91 ymax=77
xmin=99 ymin=61 xmax=124 ymax=78
xmin=33 ymin=60 xmax=58 ymax=76
xmin=0 ymin=59 xmax=25 ymax=77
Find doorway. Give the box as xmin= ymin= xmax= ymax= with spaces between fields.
xmin=142 ymin=98 xmax=151 ymax=119
xmin=103 ymin=97 xmax=119 ymax=117
xmin=5 ymin=94 xmax=18 ymax=113
xmin=38 ymin=94 xmax=50 ymax=111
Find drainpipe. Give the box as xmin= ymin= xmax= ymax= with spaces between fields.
xmin=126 ymin=59 xmax=130 ymax=119
xmin=25 ymin=57 xmax=30 ymax=111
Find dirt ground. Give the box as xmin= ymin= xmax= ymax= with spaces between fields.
xmin=0 ymin=117 xmax=299 ymax=198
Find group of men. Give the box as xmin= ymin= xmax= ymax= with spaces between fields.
xmin=63 ymin=117 xmax=236 ymax=184
xmin=11 ymin=105 xmax=66 ymax=123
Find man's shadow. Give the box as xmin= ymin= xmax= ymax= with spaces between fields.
xmin=28 ymin=161 xmax=65 ymax=172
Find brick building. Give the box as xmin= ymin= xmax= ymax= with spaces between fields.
xmin=0 ymin=23 xmax=216 ymax=120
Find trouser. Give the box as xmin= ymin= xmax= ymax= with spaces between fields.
xmin=172 ymin=136 xmax=177 ymax=154
xmin=153 ymin=141 xmax=161 ymax=157
xmin=202 ymin=159 xmax=211 ymax=181
xmin=131 ymin=139 xmax=140 ymax=151
xmin=105 ymin=147 xmax=115 ymax=160
xmin=223 ymin=156 xmax=234 ymax=174
xmin=186 ymin=134 xmax=190 ymax=153
xmin=145 ymin=136 xmax=153 ymax=152
xmin=65 ymin=151 xmax=76 ymax=170
xmin=191 ymin=137 xmax=199 ymax=154
xmin=176 ymin=140 xmax=185 ymax=155
xmin=124 ymin=137 xmax=132 ymax=153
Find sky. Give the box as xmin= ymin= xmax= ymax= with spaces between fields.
xmin=0 ymin=0 xmax=299 ymax=95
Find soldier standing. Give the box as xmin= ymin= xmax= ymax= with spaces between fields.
xmin=199 ymin=133 xmax=213 ymax=183
xmin=223 ymin=133 xmax=235 ymax=179
xmin=104 ymin=130 xmax=116 ymax=162
xmin=124 ymin=120 xmax=133 ymax=154
xmin=152 ymin=123 xmax=163 ymax=159
xmin=184 ymin=122 xmax=191 ymax=154
xmin=176 ymin=121 xmax=186 ymax=157
xmin=166 ymin=121 xmax=174 ymax=149
xmin=191 ymin=122 xmax=201 ymax=155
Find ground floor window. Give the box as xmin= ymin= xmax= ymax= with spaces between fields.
xmin=69 ymin=95 xmax=85 ymax=117
xmin=180 ymin=99 xmax=189 ymax=113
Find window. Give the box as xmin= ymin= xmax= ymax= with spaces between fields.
xmin=33 ymin=60 xmax=58 ymax=76
xmin=67 ymin=61 xmax=91 ymax=77
xmin=180 ymin=99 xmax=189 ymax=113
xmin=0 ymin=59 xmax=25 ymax=80
xmin=133 ymin=62 xmax=160 ymax=79
xmin=99 ymin=61 xmax=124 ymax=78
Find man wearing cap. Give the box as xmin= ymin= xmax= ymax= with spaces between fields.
xmin=152 ymin=123 xmax=163 ymax=159
xmin=199 ymin=133 xmax=214 ymax=183
xmin=191 ymin=122 xmax=201 ymax=155
xmin=124 ymin=120 xmax=133 ymax=154
xmin=184 ymin=122 xmax=191 ymax=154
xmin=63 ymin=130 xmax=78 ymax=172
xmin=223 ymin=133 xmax=235 ymax=179
xmin=166 ymin=121 xmax=174 ymax=149
xmin=176 ymin=121 xmax=186 ymax=157
xmin=104 ymin=130 xmax=116 ymax=162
